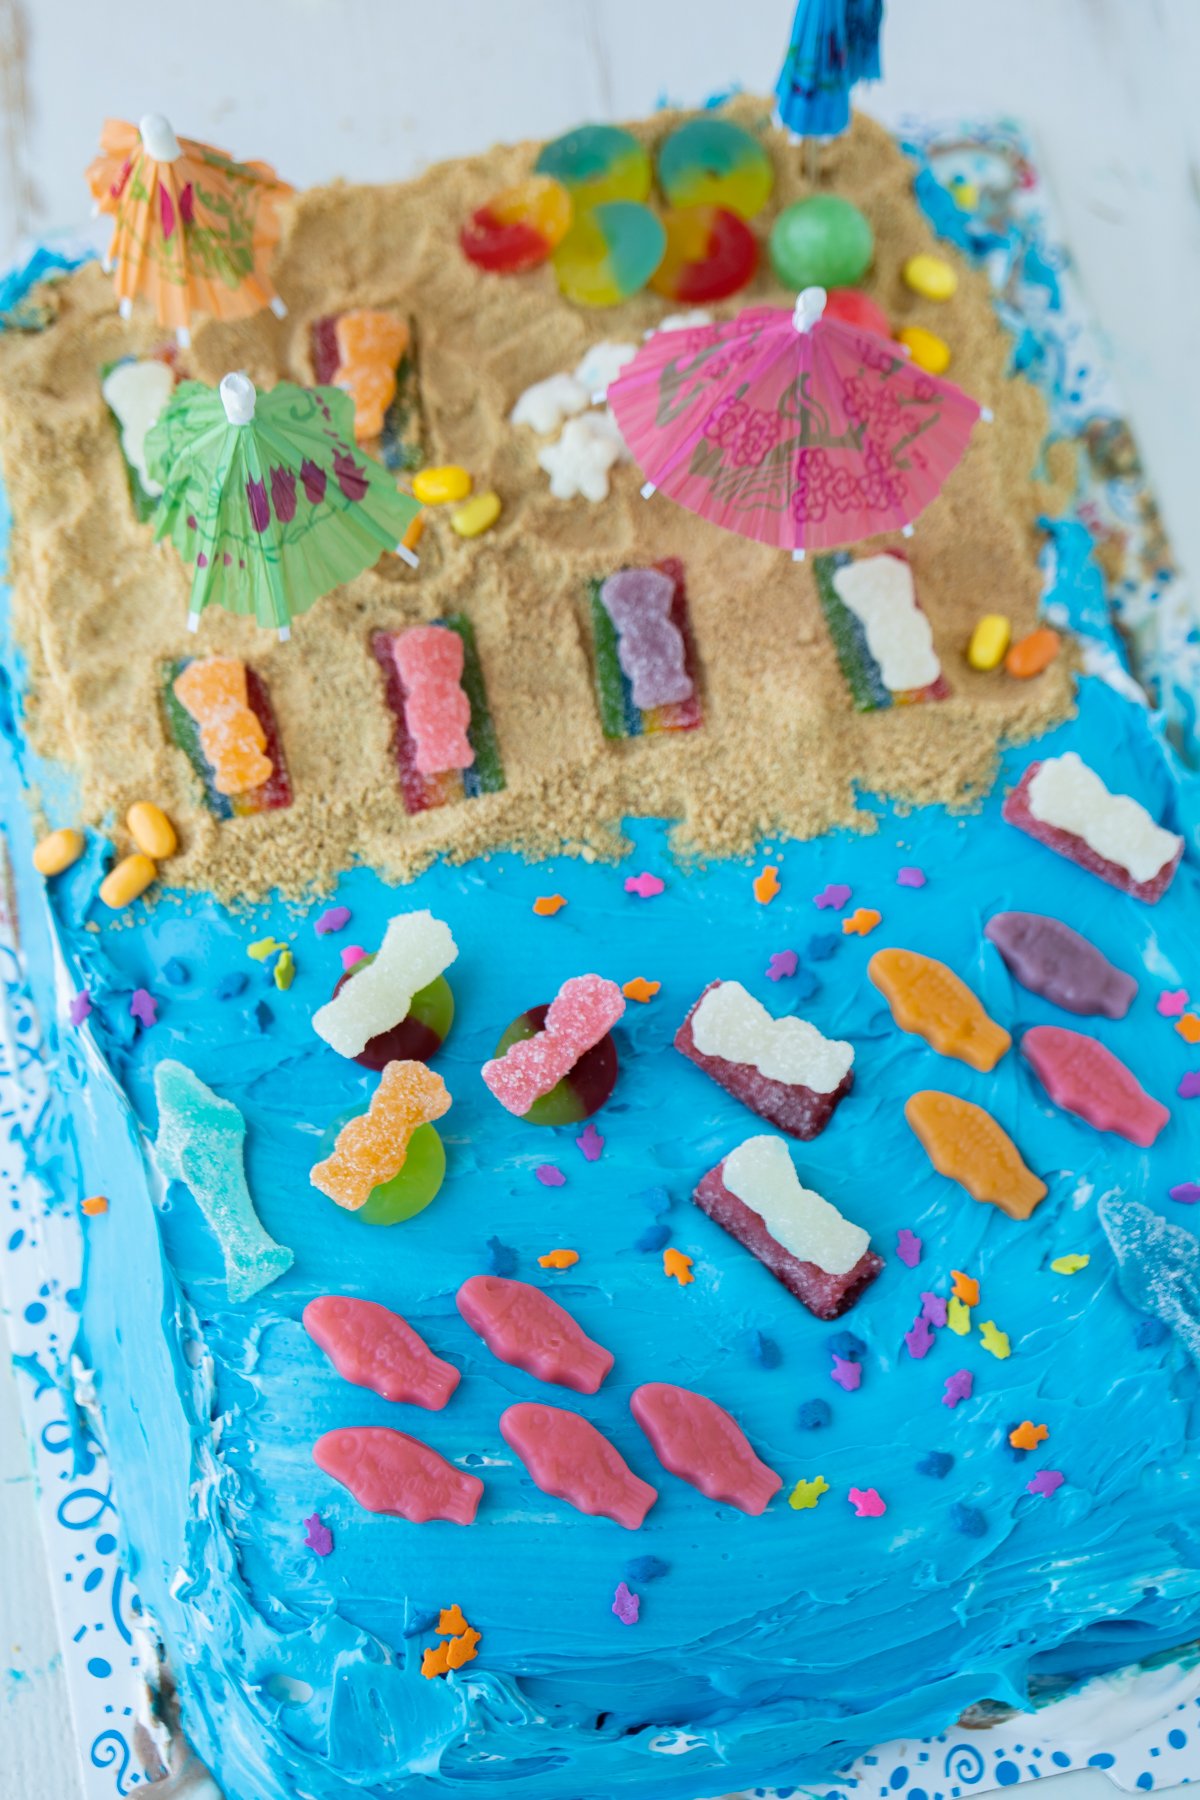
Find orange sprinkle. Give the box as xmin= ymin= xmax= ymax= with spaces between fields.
xmin=402 ymin=513 xmax=425 ymax=553
xmin=842 ymin=907 xmax=882 ymax=937
xmin=950 ymin=1269 xmax=980 ymax=1306
xmin=438 ymin=1603 xmax=469 ymax=1636
xmin=446 ymin=1627 xmax=481 ymax=1670
xmin=1176 ymin=1013 xmax=1200 ymax=1045
xmin=533 ymin=894 xmax=567 ymax=917
xmin=753 ymin=865 xmax=781 ymax=905
xmin=538 ymin=1248 xmax=580 ymax=1269
xmin=1009 ymin=1420 xmax=1049 ymax=1450
xmin=81 ymin=1195 xmax=109 ymax=1217
xmin=1005 ymin=627 xmax=1061 ymax=680
xmin=421 ymin=1642 xmax=452 ymax=1679
xmin=623 ymin=977 xmax=661 ymax=1003
xmin=663 ymin=1246 xmax=694 ymax=1286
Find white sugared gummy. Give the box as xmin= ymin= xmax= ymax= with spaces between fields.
xmin=831 ymin=555 xmax=941 ymax=693
xmin=724 ymin=1134 xmax=868 ymax=1275
xmin=1027 ymin=751 xmax=1182 ymax=884
xmin=101 ymin=359 xmax=175 ymax=496
xmin=312 ymin=911 xmax=457 ymax=1058
xmin=691 ymin=981 xmax=853 ymax=1093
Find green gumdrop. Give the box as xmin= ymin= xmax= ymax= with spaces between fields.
xmin=769 ymin=196 xmax=874 ymax=291
xmin=409 ymin=974 xmax=455 ymax=1043
xmin=319 ymin=1114 xmax=446 ymax=1226
xmin=493 ymin=1012 xmax=588 ymax=1127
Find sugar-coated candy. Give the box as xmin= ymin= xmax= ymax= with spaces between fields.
xmin=573 ymin=340 xmax=638 ymax=397
xmin=32 ymin=827 xmax=84 ymax=877
xmin=769 ymin=196 xmax=873 ymax=291
xmin=126 ymin=800 xmax=177 ymax=860
xmin=450 ymin=490 xmax=502 ymax=538
xmin=869 ymin=947 xmax=1011 ymax=1072
xmin=692 ymin=1134 xmax=882 ymax=1320
xmin=902 ymin=253 xmax=959 ymax=300
xmin=967 ymin=613 xmax=1012 ymax=671
xmin=1100 ymin=1195 xmax=1200 ymax=1364
xmin=303 ymin=1294 xmax=460 ymax=1409
xmin=984 ymin=912 xmax=1136 ymax=1019
xmin=412 ymin=464 xmax=472 ymax=505
xmin=1003 ymin=752 xmax=1183 ymax=903
xmin=906 ymin=1090 xmax=1047 ymax=1221
xmin=311 ymin=1060 xmax=451 ymax=1212
xmin=457 ymin=1275 xmax=614 ymax=1394
xmin=535 ymin=124 xmax=652 ymax=208
xmin=333 ymin=310 xmax=409 ymax=441
xmin=173 ymin=657 xmax=274 ymax=797
xmin=1005 ymin=626 xmax=1061 ymax=679
xmin=832 ymin=555 xmax=941 ymax=695
xmin=313 ymin=910 xmax=458 ymax=1059
xmin=483 ymin=974 xmax=625 ymax=1117
xmin=391 ymin=627 xmax=474 ymax=776
xmin=897 ymin=324 xmax=951 ymax=374
xmin=538 ymin=413 xmax=624 ymax=502
xmin=657 ymin=117 xmax=773 ymax=219
xmin=102 ymin=357 xmax=174 ymax=497
xmin=823 ymin=287 xmax=890 ymax=337
xmin=510 ymin=372 xmax=590 ymax=435
xmin=649 ymin=205 xmax=758 ymax=304
xmin=154 ymin=1059 xmax=294 ymax=1301
xmin=99 ymin=851 xmax=157 ymax=910
xmin=630 ymin=1382 xmax=782 ymax=1515
xmin=460 ymin=176 xmax=572 ymax=274
xmin=313 ymin=1426 xmax=483 ymax=1524
xmin=553 ymin=202 xmax=666 ymax=307
xmin=599 ymin=567 xmax=694 ymax=709
xmin=500 ymin=1401 xmax=657 ymax=1529
xmin=1022 ymin=1025 xmax=1169 ymax=1148
xmin=676 ymin=979 xmax=854 ymax=1140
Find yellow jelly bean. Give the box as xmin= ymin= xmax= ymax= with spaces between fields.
xmin=897 ymin=324 xmax=951 ymax=375
xmin=99 ymin=852 xmax=157 ymax=910
xmin=968 ymin=613 xmax=1012 ymax=672
xmin=450 ymin=490 xmax=501 ymax=539
xmin=32 ymin=827 xmax=84 ymax=877
xmin=903 ymin=253 xmax=958 ymax=301
xmin=951 ymin=181 xmax=978 ymax=211
xmin=412 ymin=465 xmax=472 ymax=505
xmin=126 ymin=801 xmax=177 ymax=860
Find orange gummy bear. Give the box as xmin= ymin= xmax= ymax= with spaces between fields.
xmin=311 ymin=1060 xmax=451 ymax=1211
xmin=906 ymin=1090 xmax=1047 ymax=1221
xmin=173 ymin=657 xmax=273 ymax=797
xmin=869 ymin=948 xmax=1011 ymax=1072
xmin=334 ymin=310 xmax=410 ymax=441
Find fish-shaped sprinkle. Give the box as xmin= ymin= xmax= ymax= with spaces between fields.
xmin=906 ymin=1090 xmax=1047 ymax=1220
xmin=457 ymin=1275 xmax=614 ymax=1394
xmin=630 ymin=1382 xmax=782 ymax=1515
xmin=500 ymin=1402 xmax=656 ymax=1529
xmin=313 ymin=1427 xmax=483 ymax=1524
xmin=303 ymin=1295 xmax=460 ymax=1410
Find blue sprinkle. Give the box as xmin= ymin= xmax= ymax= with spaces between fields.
xmin=807 ymin=932 xmax=839 ymax=962
xmin=1135 ymin=1316 xmax=1170 ymax=1348
xmin=214 ymin=970 xmax=249 ymax=1000
xmin=485 ymin=1236 xmax=517 ymax=1277
xmin=636 ymin=1185 xmax=671 ymax=1216
xmin=749 ymin=1330 xmax=781 ymax=1368
xmin=1168 ymin=1730 xmax=1187 ymax=1750
xmin=636 ymin=1222 xmax=671 ymax=1252
xmin=1088 ymin=1755 xmax=1116 ymax=1769
xmin=890 ymin=1767 xmax=909 ymax=1790
xmin=162 ymin=957 xmax=190 ymax=986
xmin=402 ymin=1607 xmax=439 ymax=1638
xmin=910 ymin=1791 xmax=928 ymax=1800
xmin=1136 ymin=1776 xmax=1153 ymax=1791
xmin=1051 ymin=1754 xmax=1071 ymax=1769
xmin=951 ymin=1501 xmax=987 ymax=1538
xmin=792 ymin=966 xmax=820 ymax=1001
xmin=86 ymin=1657 xmax=112 ymax=1679
xmin=994 ymin=1762 xmax=1019 ymax=1787
xmin=253 ymin=1000 xmax=273 ymax=1032
xmin=917 ymin=1451 xmax=953 ymax=1479
xmin=829 ymin=1329 xmax=864 ymax=1359
xmin=796 ymin=1398 xmax=832 ymax=1430
xmin=625 ymin=1554 xmax=669 ymax=1583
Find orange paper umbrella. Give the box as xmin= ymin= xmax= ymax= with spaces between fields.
xmin=87 ymin=114 xmax=293 ymax=346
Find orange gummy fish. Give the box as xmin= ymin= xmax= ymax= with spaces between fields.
xmin=311 ymin=1060 xmax=450 ymax=1211
xmin=905 ymin=1089 xmax=1047 ymax=1221
xmin=870 ymin=948 xmax=1011 ymax=1072
xmin=334 ymin=309 xmax=409 ymax=441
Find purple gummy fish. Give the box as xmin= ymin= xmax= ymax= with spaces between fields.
xmin=985 ymin=912 xmax=1136 ymax=1019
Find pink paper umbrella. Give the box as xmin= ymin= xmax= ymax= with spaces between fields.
xmin=607 ymin=287 xmax=987 ymax=556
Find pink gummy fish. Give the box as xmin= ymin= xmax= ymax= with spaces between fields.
xmin=500 ymin=1402 xmax=657 ymax=1529
xmin=630 ymin=1382 xmax=782 ymax=1515
xmin=303 ymin=1294 xmax=460 ymax=1410
xmin=457 ymin=1275 xmax=614 ymax=1394
xmin=313 ymin=1426 xmax=483 ymax=1524
xmin=1022 ymin=1025 xmax=1169 ymax=1147
xmin=482 ymin=975 xmax=625 ymax=1116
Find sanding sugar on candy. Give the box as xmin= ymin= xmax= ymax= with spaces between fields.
xmin=482 ymin=974 xmax=625 ymax=1117
xmin=311 ymin=1061 xmax=451 ymax=1212
xmin=392 ymin=627 xmax=474 ymax=775
xmin=312 ymin=911 xmax=458 ymax=1060
xmin=172 ymin=657 xmax=273 ymax=797
xmin=538 ymin=412 xmax=624 ymax=502
xmin=599 ymin=567 xmax=694 ymax=710
xmin=510 ymin=372 xmax=590 ymax=434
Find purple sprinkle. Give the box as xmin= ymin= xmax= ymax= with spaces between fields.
xmin=1169 ymin=1182 xmax=1200 ymax=1205
xmin=943 ymin=1369 xmax=973 ymax=1408
xmin=68 ymin=991 xmax=92 ymax=1027
xmin=129 ymin=988 xmax=158 ymax=1028
xmin=611 ymin=1581 xmax=640 ymax=1625
xmin=814 ymin=882 xmax=852 ymax=911
xmin=576 ymin=1123 xmax=604 ymax=1162
xmin=315 ymin=905 xmax=351 ymax=936
xmin=303 ymin=1513 xmax=334 ymax=1556
xmin=896 ymin=866 xmax=927 ymax=888
xmin=625 ymin=872 xmax=665 ymax=899
xmin=1026 ymin=1469 xmax=1064 ymax=1499
xmin=920 ymin=1291 xmax=947 ymax=1328
xmin=535 ymin=1164 xmax=566 ymax=1188
xmin=896 ymin=1227 xmax=922 ymax=1268
xmin=340 ymin=944 xmax=367 ymax=972
xmin=904 ymin=1315 xmax=934 ymax=1360
xmin=831 ymin=1354 xmax=862 ymax=1392
xmin=766 ymin=949 xmax=798 ymax=982
xmin=1178 ymin=1072 xmax=1200 ymax=1100
xmin=1156 ymin=989 xmax=1189 ymax=1018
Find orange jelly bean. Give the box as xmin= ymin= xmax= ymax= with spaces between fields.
xmin=1005 ymin=626 xmax=1061 ymax=679
xmin=906 ymin=1090 xmax=1047 ymax=1221
xmin=869 ymin=947 xmax=1011 ymax=1072
xmin=334 ymin=310 xmax=410 ymax=441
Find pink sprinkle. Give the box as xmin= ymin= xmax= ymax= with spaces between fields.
xmin=831 ymin=1354 xmax=861 ymax=1392
xmin=303 ymin=1512 xmax=334 ymax=1556
xmin=1170 ymin=1182 xmax=1200 ymax=1205
xmin=1157 ymin=989 xmax=1189 ymax=1017
xmin=943 ymin=1369 xmax=973 ymax=1408
xmin=576 ymin=1123 xmax=604 ymax=1162
xmin=814 ymin=883 xmax=852 ymax=911
xmin=896 ymin=1228 xmax=922 ymax=1268
xmin=848 ymin=1486 xmax=886 ymax=1517
xmin=129 ymin=988 xmax=158 ymax=1028
xmin=536 ymin=1164 xmax=566 ymax=1188
xmin=904 ymin=1315 xmax=934 ymax=1360
xmin=68 ymin=991 xmax=92 ymax=1027
xmin=1026 ymin=1469 xmax=1064 ymax=1499
xmin=340 ymin=944 xmax=367 ymax=971
xmin=625 ymin=872 xmax=665 ymax=899
xmin=316 ymin=905 xmax=351 ymax=936
xmin=611 ymin=1581 xmax=640 ymax=1625
xmin=896 ymin=866 xmax=926 ymax=888
xmin=766 ymin=950 xmax=798 ymax=982
xmin=920 ymin=1291 xmax=947 ymax=1328
xmin=1178 ymin=1072 xmax=1200 ymax=1100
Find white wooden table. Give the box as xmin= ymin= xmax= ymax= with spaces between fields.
xmin=2 ymin=4 xmax=1199 ymax=1796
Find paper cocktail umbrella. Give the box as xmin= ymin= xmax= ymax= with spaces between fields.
xmin=87 ymin=114 xmax=293 ymax=345
xmin=775 ymin=0 xmax=884 ymax=141
xmin=607 ymin=287 xmax=986 ymax=557
xmin=145 ymin=373 xmax=422 ymax=639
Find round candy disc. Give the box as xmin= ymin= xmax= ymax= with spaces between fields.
xmin=650 ymin=205 xmax=758 ymax=303
xmin=553 ymin=201 xmax=666 ymax=307
xmin=332 ymin=957 xmax=454 ymax=1071
xmin=768 ymin=195 xmax=874 ymax=291
xmin=535 ymin=124 xmax=652 ymax=207
xmin=657 ymin=118 xmax=774 ymax=221
xmin=824 ymin=286 xmax=891 ymax=338
xmin=493 ymin=1003 xmax=619 ymax=1125
xmin=318 ymin=1116 xmax=446 ymax=1226
xmin=460 ymin=176 xmax=572 ymax=274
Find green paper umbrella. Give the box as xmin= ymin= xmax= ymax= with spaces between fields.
xmin=145 ymin=372 xmax=422 ymax=639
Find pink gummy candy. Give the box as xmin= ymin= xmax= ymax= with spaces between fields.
xmin=392 ymin=625 xmax=474 ymax=776
xmin=500 ymin=1402 xmax=657 ymax=1529
xmin=482 ymin=975 xmax=625 ymax=1116
xmin=303 ymin=1294 xmax=460 ymax=1410
xmin=1022 ymin=1024 xmax=1169 ymax=1147
xmin=312 ymin=1426 xmax=483 ymax=1524
xmin=456 ymin=1275 xmax=614 ymax=1394
xmin=1003 ymin=763 xmax=1182 ymax=904
xmin=599 ymin=568 xmax=694 ymax=710
xmin=630 ymin=1382 xmax=782 ymax=1516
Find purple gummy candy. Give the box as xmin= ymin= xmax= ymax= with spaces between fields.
xmin=599 ymin=568 xmax=693 ymax=710
xmin=984 ymin=912 xmax=1136 ymax=1019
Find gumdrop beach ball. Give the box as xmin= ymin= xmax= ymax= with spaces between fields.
xmin=823 ymin=286 xmax=891 ymax=338
xmin=769 ymin=195 xmax=874 ymax=291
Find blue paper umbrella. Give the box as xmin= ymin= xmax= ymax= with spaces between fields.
xmin=775 ymin=0 xmax=884 ymax=142
xmin=845 ymin=0 xmax=884 ymax=81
